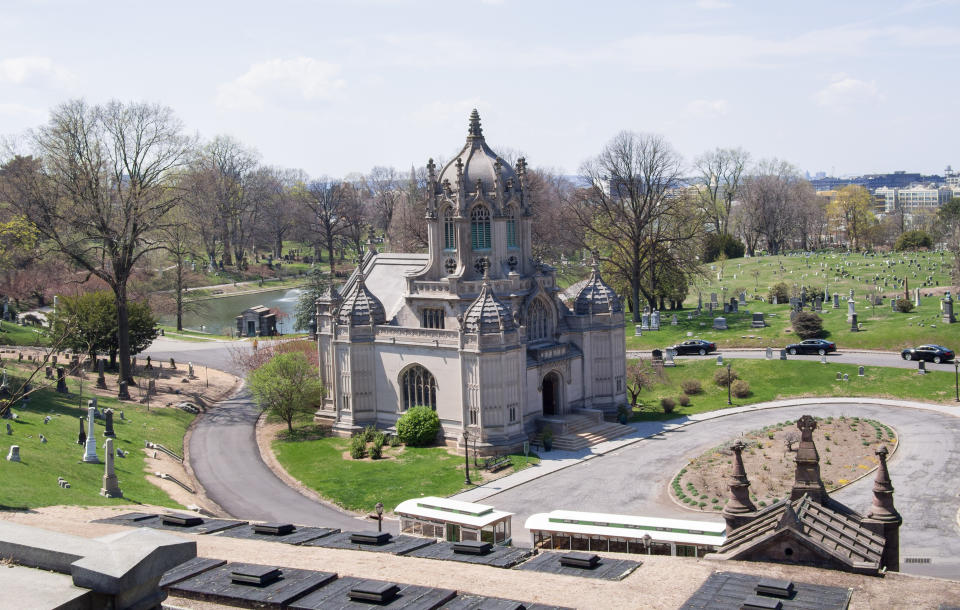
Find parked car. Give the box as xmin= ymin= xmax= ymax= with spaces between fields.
xmin=669 ymin=339 xmax=717 ymax=356
xmin=901 ymin=345 xmax=955 ymax=364
xmin=785 ymin=339 xmax=837 ymax=356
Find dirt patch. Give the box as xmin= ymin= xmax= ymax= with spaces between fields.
xmin=672 ymin=415 xmax=897 ymax=512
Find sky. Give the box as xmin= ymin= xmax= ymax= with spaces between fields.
xmin=1 ymin=0 xmax=958 ymax=179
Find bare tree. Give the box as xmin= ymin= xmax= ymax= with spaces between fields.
xmin=257 ymin=167 xmax=305 ymax=258
xmin=784 ymin=431 xmax=799 ymax=451
xmin=0 ymin=100 xmax=193 ymax=395
xmin=305 ymin=178 xmax=347 ymax=275
xmin=201 ymin=135 xmax=260 ymax=267
xmin=693 ymin=147 xmax=749 ymax=236
xmin=366 ymin=166 xmax=401 ymax=239
xmin=740 ymin=159 xmax=805 ymax=255
xmin=338 ymin=179 xmax=369 ymax=259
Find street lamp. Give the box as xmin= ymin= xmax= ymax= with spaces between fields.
xmin=463 ymin=428 xmax=472 ymax=485
xmin=375 ymin=502 xmax=384 ymax=532
xmin=727 ymin=363 xmax=732 ymax=405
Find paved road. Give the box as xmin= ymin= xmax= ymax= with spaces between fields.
xmin=481 ymin=401 xmax=960 ymax=579
xmin=144 ymin=338 xmax=384 ymax=532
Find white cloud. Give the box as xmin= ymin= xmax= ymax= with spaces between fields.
xmin=217 ymin=57 xmax=345 ymax=111
xmin=695 ymin=0 xmax=732 ymax=8
xmin=0 ymin=56 xmax=72 ymax=87
xmin=814 ymin=77 xmax=882 ymax=109
xmin=412 ymin=99 xmax=490 ymax=124
xmin=685 ymin=99 xmax=729 ymax=118
xmin=0 ymin=102 xmax=45 ymax=120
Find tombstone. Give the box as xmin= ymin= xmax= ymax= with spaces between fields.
xmin=850 ymin=313 xmax=859 ymax=332
xmin=849 ymin=288 xmax=854 ymax=300
xmin=814 ymin=296 xmax=822 ymax=312
xmin=943 ymin=292 xmax=955 ymax=324
xmin=751 ymin=312 xmax=766 ymax=328
xmin=147 ymin=379 xmax=156 ymax=395
xmin=723 ymin=303 xmax=731 ymax=314
xmin=82 ymin=405 xmax=100 ymax=463
xmin=772 ymin=295 xmax=778 ymax=305
xmin=103 ymin=409 xmax=116 ymax=438
xmin=832 ymin=293 xmax=839 ymax=309
xmin=651 ymin=349 xmax=663 ymax=362
xmin=914 ymin=287 xmax=921 ymax=308
xmin=56 ymin=367 xmax=68 ymax=393
xmin=5 ymin=422 xmax=11 ymax=435
xmin=664 ymin=348 xmax=676 ymax=367
xmin=670 ymin=314 xmax=678 ymax=326
xmin=738 ymin=292 xmax=747 ymax=306
xmin=729 ymin=298 xmax=738 ymax=313
xmin=780 ymin=349 xmax=787 ymax=360
xmin=69 ymin=355 xmax=80 ymax=375
xmin=118 ymin=380 xmax=129 ymax=401
xmin=145 ymin=356 xmax=153 ymax=370
xmin=847 ymin=299 xmax=856 ymax=322
xmin=713 ymin=317 xmax=728 ymax=330
xmin=188 ymin=362 xmax=195 ymax=377
xmin=77 ymin=417 xmax=86 ymax=445
xmin=836 ymin=372 xmax=842 ymax=381
xmin=641 ymin=312 xmax=650 ymax=330
xmin=119 ymin=410 xmax=124 ymax=421
xmin=891 ymin=297 xmax=897 ymax=312
xmin=634 ymin=325 xmax=642 ymax=337
xmin=96 ymin=359 xmax=107 ymax=389
xmin=43 ymin=415 xmax=50 ymax=424
xmin=820 ymin=354 xmax=827 ymax=364
xmin=710 ymin=292 xmax=718 ymax=304
xmin=716 ymin=355 xmax=724 ymax=366
xmin=45 ymin=366 xmax=53 ymax=380
xmin=800 ymin=287 xmax=807 ymax=307
xmin=650 ymin=310 xmax=661 ymax=331
xmin=842 ymin=374 xmax=849 ymax=382
xmin=858 ymin=366 xmax=865 ymax=377
xmin=918 ymin=361 xmax=927 ymax=375
xmin=6 ymin=445 xmax=20 ymax=462
xmin=100 ymin=437 xmax=122 ymax=498
xmin=765 ymin=347 xmax=773 ymax=359
xmin=169 ymin=357 xmax=176 ymax=370
xmin=39 ymin=434 xmax=47 ymax=443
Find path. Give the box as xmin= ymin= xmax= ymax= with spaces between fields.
xmin=454 ymin=398 xmax=960 ymax=579
xmin=143 ymin=338 xmax=383 ymax=532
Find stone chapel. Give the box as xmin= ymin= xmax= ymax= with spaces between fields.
xmin=315 ymin=110 xmax=627 ymax=453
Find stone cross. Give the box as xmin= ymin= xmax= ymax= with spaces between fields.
xmin=100 ymin=437 xmax=122 ymax=498
xmin=6 ymin=445 xmax=20 ymax=462
xmin=82 ymin=405 xmax=100 ymax=463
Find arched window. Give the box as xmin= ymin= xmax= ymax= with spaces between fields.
xmin=528 ymin=299 xmax=551 ymax=342
xmin=400 ymin=365 xmax=437 ymax=410
xmin=470 ymin=205 xmax=491 ymax=250
xmin=506 ymin=205 xmax=518 ymax=249
xmin=442 ymin=206 xmax=456 ymax=251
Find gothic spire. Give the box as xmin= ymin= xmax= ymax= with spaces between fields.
xmin=468 ymin=108 xmax=483 ymax=140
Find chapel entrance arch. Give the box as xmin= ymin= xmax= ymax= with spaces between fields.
xmin=542 ymin=371 xmax=562 ymax=416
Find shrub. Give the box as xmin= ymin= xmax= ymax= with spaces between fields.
xmin=677 ymin=394 xmax=690 ymax=407
xmin=768 ymin=282 xmax=789 ymax=303
xmin=681 ymin=379 xmax=702 ymax=395
xmin=388 ymin=434 xmax=402 ymax=447
xmin=349 ymin=435 xmax=366 ymax=459
xmin=370 ymin=434 xmax=384 ymax=459
xmin=731 ymin=379 xmax=751 ymax=398
xmin=660 ymin=397 xmax=676 ymax=414
xmin=895 ymin=298 xmax=914 ymax=313
xmin=362 ymin=424 xmax=378 ymax=442
xmin=894 ymin=229 xmax=933 ymax=251
xmin=792 ymin=311 xmax=824 ymax=339
xmin=702 ymin=233 xmax=746 ymax=263
xmin=396 ymin=406 xmax=441 ymax=447
xmin=713 ymin=367 xmax=739 ymax=387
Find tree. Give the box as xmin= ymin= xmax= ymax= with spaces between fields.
xmin=201 ymin=135 xmax=261 ymax=267
xmin=388 ymin=165 xmax=430 ymax=252
xmin=158 ymin=203 xmax=199 ymax=331
xmin=247 ymin=351 xmax=325 ymax=433
xmin=739 ymin=160 xmax=808 ymax=255
xmin=702 ymin=233 xmax=745 ymax=263
xmin=294 ymin=268 xmax=328 ymax=332
xmin=693 ymin=147 xmax=749 ymax=236
xmin=792 ymin=311 xmax=824 ymax=339
xmin=827 ymin=185 xmax=875 ymax=251
xmin=894 ymin=229 xmax=933 ymax=251
xmin=396 ymin=405 xmax=441 ymax=447
xmin=0 ymin=100 xmax=193 ymax=395
xmin=305 ymin=178 xmax=347 ymax=274
xmin=366 ymin=166 xmax=402 ymax=239
xmin=47 ymin=291 xmax=158 ymax=365
xmin=256 ymin=167 xmax=305 ymax=258
xmin=784 ymin=431 xmax=799 ymax=451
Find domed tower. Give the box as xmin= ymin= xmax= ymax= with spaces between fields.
xmin=421 ymin=110 xmax=533 ymax=281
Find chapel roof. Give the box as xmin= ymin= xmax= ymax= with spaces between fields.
xmin=462 ymin=275 xmax=516 ymax=334
xmin=573 ymin=261 xmax=622 ymax=314
xmin=436 ymin=109 xmax=520 ymax=196
xmin=336 ymin=270 xmax=386 ymax=326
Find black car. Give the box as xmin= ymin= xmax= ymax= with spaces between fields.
xmin=785 ymin=339 xmax=837 ymax=355
xmin=901 ymin=345 xmax=954 ymax=364
xmin=670 ymin=339 xmax=717 ymax=356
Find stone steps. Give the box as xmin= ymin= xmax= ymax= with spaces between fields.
xmin=534 ymin=420 xmax=633 ymax=451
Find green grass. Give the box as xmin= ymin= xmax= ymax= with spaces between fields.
xmin=0 ymin=321 xmax=49 ymax=347
xmin=0 ymin=363 xmax=194 ymax=509
xmin=157 ymin=326 xmax=232 ymax=342
xmin=629 ymin=358 xmax=959 ymax=421
xmin=626 ymin=251 xmax=958 ymax=352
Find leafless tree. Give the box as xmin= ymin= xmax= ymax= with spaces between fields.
xmin=0 ymin=100 xmax=194 ymax=394
xmin=200 ymin=135 xmax=260 ymax=267
xmin=257 ymin=167 xmax=306 ymax=258
xmin=693 ymin=147 xmax=749 ymax=236
xmin=784 ymin=431 xmax=800 ymax=451
xmin=366 ymin=166 xmax=402 ymax=239
xmin=338 ymin=179 xmax=369 ymax=259
xmin=305 ymin=178 xmax=347 ymax=275
xmin=739 ymin=159 xmax=805 ymax=255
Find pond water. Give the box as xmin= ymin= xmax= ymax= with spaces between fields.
xmin=158 ymin=288 xmax=305 ymax=336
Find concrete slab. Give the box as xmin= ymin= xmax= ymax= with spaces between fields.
xmin=0 ymin=565 xmax=91 ymax=610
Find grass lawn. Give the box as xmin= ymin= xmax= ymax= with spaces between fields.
xmin=158 ymin=326 xmax=233 ymax=342
xmin=0 ymin=363 xmax=194 ymax=509
xmin=0 ymin=321 xmax=49 ymax=347
xmin=629 ymin=358 xmax=959 ymax=422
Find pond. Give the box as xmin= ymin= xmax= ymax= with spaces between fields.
xmin=158 ymin=288 xmax=306 ymax=336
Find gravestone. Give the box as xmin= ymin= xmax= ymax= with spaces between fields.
xmin=147 ymin=379 xmax=156 ymax=395
xmin=918 ymin=361 xmax=927 ymax=375
xmin=723 ymin=303 xmax=730 ymax=314
xmin=664 ymin=348 xmax=676 ymax=367
xmin=814 ymin=296 xmax=822 ymax=312
xmin=670 ymin=314 xmax=678 ymax=326
xmin=77 ymin=416 xmax=86 ymax=445
xmin=843 ymin=374 xmax=849 ymax=382
xmin=836 ymin=372 xmax=842 ymax=381
xmin=891 ymin=298 xmax=897 ymax=312
xmin=104 ymin=409 xmax=116 ymax=438
xmin=772 ymin=295 xmax=778 ymax=305
xmin=710 ymin=292 xmax=718 ymax=304
xmin=716 ymin=355 xmax=724 ymax=366
xmin=650 ymin=310 xmax=660 ymax=330
xmin=146 ymin=356 xmax=153 ymax=370
xmin=56 ymin=367 xmax=68 ymax=393
xmin=751 ymin=312 xmax=766 ymax=328
xmin=820 ymin=354 xmax=827 ymax=364
xmin=780 ymin=349 xmax=787 ymax=360
xmin=39 ymin=434 xmax=46 ymax=443
xmin=833 ymin=293 xmax=839 ymax=308
xmin=849 ymin=288 xmax=854 ymax=300
xmin=765 ymin=347 xmax=773 ymax=359
xmin=634 ymin=325 xmax=642 ymax=336
xmin=118 ymin=380 xmax=129 ymax=400
xmin=738 ymin=292 xmax=747 ymax=305
xmin=45 ymin=366 xmax=53 ymax=380
xmin=82 ymin=405 xmax=100 ymax=463
xmin=188 ymin=362 xmax=195 ymax=377
xmin=651 ymin=349 xmax=663 ymax=363
xmin=100 ymin=437 xmax=122 ymax=498
xmin=713 ymin=317 xmax=728 ymax=330
xmin=847 ymin=299 xmax=856 ymax=322
xmin=729 ymin=298 xmax=738 ymax=313
xmin=641 ymin=312 xmax=650 ymax=331
xmin=850 ymin=313 xmax=859 ymax=332
xmin=6 ymin=445 xmax=20 ymax=462
xmin=943 ymin=292 xmax=955 ymax=324
xmin=96 ymin=359 xmax=106 ymax=389
xmin=858 ymin=366 xmax=865 ymax=377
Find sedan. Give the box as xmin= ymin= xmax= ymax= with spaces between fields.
xmin=901 ymin=345 xmax=955 ymax=364
xmin=785 ymin=339 xmax=837 ymax=356
xmin=670 ymin=339 xmax=717 ymax=356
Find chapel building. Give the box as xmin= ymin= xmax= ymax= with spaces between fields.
xmin=315 ymin=110 xmax=627 ymax=453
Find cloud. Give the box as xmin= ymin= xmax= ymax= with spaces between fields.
xmin=685 ymin=99 xmax=729 ymax=118
xmin=0 ymin=56 xmax=72 ymax=88
xmin=412 ymin=99 xmax=490 ymax=124
xmin=814 ymin=77 xmax=882 ymax=109
xmin=217 ymin=57 xmax=345 ymax=111
xmin=695 ymin=0 xmax=732 ymax=8
xmin=0 ymin=102 xmax=45 ymax=120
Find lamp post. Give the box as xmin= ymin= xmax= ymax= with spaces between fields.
xmin=726 ymin=363 xmax=732 ymax=405
xmin=463 ymin=429 xmax=472 ymax=485
xmin=375 ymin=501 xmax=384 ymax=532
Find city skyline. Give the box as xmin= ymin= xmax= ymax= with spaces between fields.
xmin=1 ymin=0 xmax=958 ymax=177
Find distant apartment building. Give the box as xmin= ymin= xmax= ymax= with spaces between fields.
xmin=947 ymin=166 xmax=959 ymax=189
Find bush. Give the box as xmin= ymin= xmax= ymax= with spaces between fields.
xmin=388 ymin=434 xmax=401 ymax=448
xmin=714 ymin=367 xmax=739 ymax=387
xmin=731 ymin=379 xmax=751 ymax=398
xmin=681 ymin=379 xmax=702 ymax=395
xmin=660 ymin=397 xmax=676 ymax=414
xmin=396 ymin=406 xmax=441 ymax=447
xmin=768 ymin=282 xmax=789 ymax=303
xmin=370 ymin=434 xmax=384 ymax=459
xmin=702 ymin=233 xmax=746 ymax=263
xmin=677 ymin=394 xmax=690 ymax=407
xmin=792 ymin=311 xmax=824 ymax=339
xmin=349 ymin=435 xmax=366 ymax=459
xmin=362 ymin=424 xmax=378 ymax=443
xmin=895 ymin=298 xmax=914 ymax=313
xmin=894 ymin=229 xmax=933 ymax=251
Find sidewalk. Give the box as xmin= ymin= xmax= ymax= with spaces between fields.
xmin=451 ymin=396 xmax=960 ymax=504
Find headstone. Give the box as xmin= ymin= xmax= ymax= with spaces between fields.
xmin=765 ymin=347 xmax=773 ymax=359
xmin=56 ymin=367 xmax=68 ymax=393
xmin=836 ymin=372 xmax=842 ymax=381
xmin=833 ymin=293 xmax=839 ymax=308
xmin=943 ymin=292 xmax=955 ymax=324
xmin=100 ymin=437 xmax=122 ymax=498
xmin=850 ymin=313 xmax=859 ymax=332
xmin=44 ymin=415 xmax=50 ymax=424
xmin=843 ymin=374 xmax=849 ymax=382
xmin=772 ymin=295 xmax=778 ymax=305
xmin=146 ymin=355 xmax=153 ymax=370
xmin=6 ymin=445 xmax=20 ymax=462
xmin=641 ymin=312 xmax=650 ymax=331
xmin=188 ymin=362 xmax=195 ymax=377
xmin=103 ymin=409 xmax=116 ymax=438
xmin=650 ymin=310 xmax=660 ymax=330
xmin=716 ymin=355 xmax=724 ymax=366
xmin=814 ymin=296 xmax=822 ymax=312
xmin=847 ymin=299 xmax=856 ymax=322
xmin=6 ymin=422 xmax=11 ymax=435
xmin=713 ymin=316 xmax=728 ymax=330
xmin=751 ymin=312 xmax=765 ymax=328
xmin=780 ymin=349 xmax=787 ymax=360
xmin=670 ymin=314 xmax=678 ymax=326
xmin=664 ymin=348 xmax=676 ymax=367
xmin=651 ymin=349 xmax=663 ymax=362
xmin=738 ymin=292 xmax=747 ymax=305
xmin=45 ymin=366 xmax=53 ymax=380
xmin=729 ymin=298 xmax=738 ymax=313
xmin=918 ymin=361 xmax=927 ymax=375
xmin=82 ymin=405 xmax=100 ymax=463
xmin=147 ymin=379 xmax=156 ymax=395
xmin=820 ymin=354 xmax=827 ymax=364
xmin=634 ymin=325 xmax=642 ymax=336
xmin=77 ymin=416 xmax=86 ymax=445
xmin=169 ymin=357 xmax=176 ymax=369
xmin=39 ymin=434 xmax=47 ymax=443
xmin=858 ymin=366 xmax=865 ymax=377
xmin=96 ymin=359 xmax=106 ymax=389
xmin=849 ymin=288 xmax=854 ymax=300
xmin=891 ymin=298 xmax=897 ymax=312
xmin=118 ymin=380 xmax=129 ymax=400
xmin=723 ymin=303 xmax=730 ymax=314
xmin=710 ymin=292 xmax=718 ymax=304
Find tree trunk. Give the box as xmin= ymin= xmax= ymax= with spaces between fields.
xmin=327 ymin=237 xmax=336 ymax=276
xmin=175 ymin=262 xmax=184 ymax=332
xmin=287 ymin=417 xmax=294 ymax=433
xmin=275 ymin=236 xmax=283 ymax=258
xmin=114 ymin=284 xmax=132 ymax=397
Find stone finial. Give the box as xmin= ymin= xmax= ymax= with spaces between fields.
xmin=789 ymin=414 xmax=826 ymax=503
xmin=468 ymin=108 xmax=483 ymax=139
xmin=427 ymin=157 xmax=437 ymax=182
xmin=723 ymin=439 xmax=757 ymax=521
xmin=866 ymin=445 xmax=901 ymax=523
